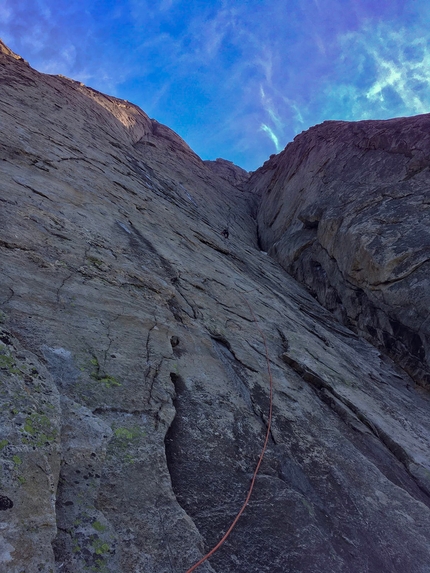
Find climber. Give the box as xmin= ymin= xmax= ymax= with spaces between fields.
xmin=221 ymin=228 xmax=229 ymax=239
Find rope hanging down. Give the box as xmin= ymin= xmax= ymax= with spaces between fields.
xmin=185 ymin=299 xmax=274 ymax=572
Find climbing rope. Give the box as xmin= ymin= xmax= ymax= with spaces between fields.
xmin=185 ymin=298 xmax=274 ymax=572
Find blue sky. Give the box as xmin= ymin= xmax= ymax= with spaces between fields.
xmin=1 ymin=1 xmax=430 ymax=171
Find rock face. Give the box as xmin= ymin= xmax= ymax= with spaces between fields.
xmin=204 ymin=158 xmax=250 ymax=187
xmin=1 ymin=41 xmax=430 ymax=573
xmin=251 ymin=117 xmax=430 ymax=388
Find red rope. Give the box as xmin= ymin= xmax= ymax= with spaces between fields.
xmin=185 ymin=299 xmax=274 ymax=572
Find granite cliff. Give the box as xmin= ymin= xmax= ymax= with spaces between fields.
xmin=250 ymin=117 xmax=430 ymax=388
xmin=1 ymin=40 xmax=430 ymax=573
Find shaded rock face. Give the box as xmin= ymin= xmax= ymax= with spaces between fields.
xmin=0 ymin=42 xmax=430 ymax=573
xmin=204 ymin=158 xmax=250 ymax=187
xmin=251 ymin=117 xmax=430 ymax=388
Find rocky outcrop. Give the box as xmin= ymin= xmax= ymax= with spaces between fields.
xmin=251 ymin=117 xmax=430 ymax=388
xmin=1 ymin=42 xmax=430 ymax=573
xmin=204 ymin=158 xmax=250 ymax=187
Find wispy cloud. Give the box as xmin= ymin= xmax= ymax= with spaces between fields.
xmin=259 ymin=86 xmax=283 ymax=129
xmin=261 ymin=124 xmax=281 ymax=151
xmin=285 ymin=98 xmax=305 ymax=128
xmin=365 ymin=35 xmax=430 ymax=114
xmin=323 ymin=23 xmax=430 ymax=120
xmin=258 ymin=84 xmax=284 ymax=150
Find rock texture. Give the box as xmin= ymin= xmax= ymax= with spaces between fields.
xmin=251 ymin=117 xmax=430 ymax=388
xmin=204 ymin=158 xmax=250 ymax=187
xmin=1 ymin=40 xmax=430 ymax=573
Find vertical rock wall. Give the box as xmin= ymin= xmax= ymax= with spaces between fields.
xmin=251 ymin=117 xmax=430 ymax=388
xmin=1 ymin=43 xmax=430 ymax=573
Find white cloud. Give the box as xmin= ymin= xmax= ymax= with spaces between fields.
xmin=365 ymin=35 xmax=430 ymax=114
xmin=257 ymin=84 xmax=285 ymax=151
xmin=22 ymin=25 xmax=52 ymax=52
xmin=260 ymin=85 xmax=283 ymax=130
xmin=261 ymin=123 xmax=281 ymax=151
xmin=255 ymin=47 xmax=274 ymax=84
xmin=36 ymin=44 xmax=78 ymax=76
xmin=288 ymin=100 xmax=305 ymax=126
xmin=329 ymin=24 xmax=430 ymax=119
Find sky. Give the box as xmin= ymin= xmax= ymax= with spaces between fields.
xmin=1 ymin=1 xmax=430 ymax=171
